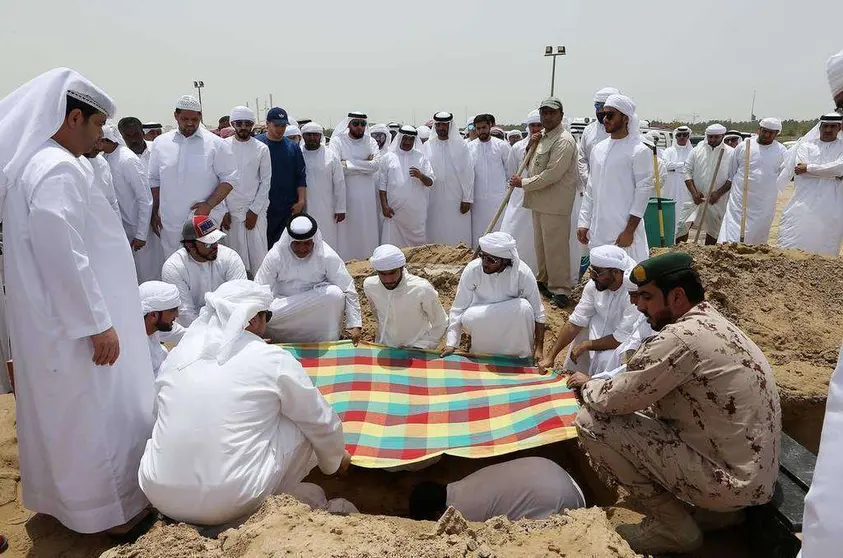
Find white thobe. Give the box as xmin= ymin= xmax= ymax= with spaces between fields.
xmin=800 ymin=342 xmax=843 ymax=558
xmin=566 ymin=281 xmax=641 ymax=376
xmin=678 ymin=143 xmax=734 ymax=237
xmin=379 ymin=149 xmax=435 ymax=248
xmin=329 ymin=134 xmax=380 ymax=260
xmin=3 ymin=139 xmax=154 ymax=533
xmin=148 ymin=128 xmax=239 ymax=258
xmin=778 ymin=138 xmax=843 ymax=255
xmin=139 ymin=332 xmax=345 ymax=526
xmin=223 ymin=137 xmax=271 ymax=274
xmin=446 ymin=259 xmax=546 ymax=357
xmin=718 ymin=139 xmax=787 ymax=245
xmin=104 ymin=146 xmax=158 ymax=282
xmin=362 ymin=272 xmax=447 ymax=349
xmin=661 ymin=144 xmax=692 ymax=202
xmin=424 ymin=138 xmax=474 ymax=246
xmin=468 ymin=138 xmax=513 ymax=247
xmin=594 ymin=314 xmax=654 ymax=380
xmin=133 ymin=143 xmax=165 ymax=282
xmin=302 ymin=146 xmax=346 ymax=252
xmin=147 ymin=323 xmax=186 ymax=378
xmin=577 ymin=120 xmax=609 ymax=187
xmin=88 ymin=154 xmax=120 ymax=216
xmin=500 ymin=137 xmax=538 ymax=273
xmin=161 ymin=245 xmax=247 ymax=327
xmin=254 ymin=241 xmax=363 ymax=342
xmin=578 ymin=137 xmax=653 ymax=263
xmin=446 ymin=457 xmax=585 ymax=521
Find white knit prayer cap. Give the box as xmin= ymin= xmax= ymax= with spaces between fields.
xmin=175 ymin=94 xmax=201 ymax=112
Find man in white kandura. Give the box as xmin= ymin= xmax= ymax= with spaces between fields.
xmin=718 ymin=118 xmax=787 ymax=244
xmin=778 ymin=113 xmax=843 ymax=255
xmin=676 ymin=123 xmax=734 ymax=245
xmin=301 ymin=122 xmax=345 ymax=251
xmin=500 ymin=109 xmax=541 ymax=273
xmin=370 ymin=123 xmax=392 ymax=238
xmin=539 ymin=245 xmax=639 ymax=377
xmin=162 ymin=215 xmax=247 ymax=327
xmin=255 ymin=214 xmax=363 ymax=344
xmin=577 ymin=86 xmax=619 ymax=187
xmin=578 ymin=94 xmax=653 ymax=264
xmin=223 ymin=106 xmax=271 ymax=276
xmin=0 ymin=68 xmax=154 ymax=534
xmin=139 ymin=281 xmax=185 ymax=378
xmin=795 ymin=47 xmax=843 ymax=558
xmin=661 ymin=125 xmax=693 ymax=204
xmin=424 ymin=111 xmax=474 ymax=246
xmin=82 ymin=140 xmax=120 ymax=216
xmin=148 ymin=94 xmax=238 ymax=258
xmin=100 ymin=124 xmax=155 ymax=282
xmin=468 ymin=114 xmax=514 ymax=246
xmin=363 ymin=244 xmax=447 ymax=349
xmin=139 ymin=280 xmax=351 ymax=526
xmin=329 ymin=111 xmax=380 ymax=260
xmin=441 ymin=232 xmax=546 ymax=359
xmin=379 ymin=125 xmax=435 ymax=247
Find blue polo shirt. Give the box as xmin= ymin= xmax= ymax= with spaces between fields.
xmin=255 ymin=134 xmax=306 ymax=218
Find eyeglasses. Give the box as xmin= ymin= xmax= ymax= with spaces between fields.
xmin=602 ymin=111 xmax=619 ymax=121
xmin=479 ymin=252 xmax=504 ymax=265
xmin=588 ymin=266 xmax=610 ymax=277
xmin=350 ymin=120 xmax=367 ymax=127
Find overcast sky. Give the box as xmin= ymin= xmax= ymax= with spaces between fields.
xmin=1 ymin=0 xmax=839 ymax=127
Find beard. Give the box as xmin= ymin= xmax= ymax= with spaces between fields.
xmin=155 ymin=317 xmax=173 ymax=332
xmin=645 ymin=308 xmax=674 ymax=331
xmin=236 ymin=129 xmax=251 ymax=140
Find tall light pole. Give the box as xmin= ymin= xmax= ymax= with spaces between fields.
xmin=193 ymin=80 xmax=205 ymax=123
xmin=544 ymin=45 xmax=566 ymax=97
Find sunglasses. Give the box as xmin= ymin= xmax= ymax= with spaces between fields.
xmin=350 ymin=120 xmax=367 ymax=127
xmin=588 ymin=266 xmax=610 ymax=277
xmin=602 ymin=111 xmax=620 ymax=121
xmin=198 ymin=241 xmax=216 ymax=249
xmin=594 ymin=103 xmax=605 ymax=111
xmin=479 ymin=252 xmax=504 ymax=265
xmin=676 ymin=132 xmax=690 ymax=138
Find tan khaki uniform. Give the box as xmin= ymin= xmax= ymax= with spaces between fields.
xmin=521 ymin=125 xmax=578 ymax=295
xmin=576 ymin=302 xmax=781 ymax=510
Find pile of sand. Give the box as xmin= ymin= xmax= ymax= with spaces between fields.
xmin=102 ymin=496 xmax=637 ymax=558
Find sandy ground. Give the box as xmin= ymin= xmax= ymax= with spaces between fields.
xmin=1 ymin=186 xmax=840 ymax=556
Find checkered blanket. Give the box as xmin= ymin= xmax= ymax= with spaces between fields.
xmin=285 ymin=341 xmax=580 ymax=469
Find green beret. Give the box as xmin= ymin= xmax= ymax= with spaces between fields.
xmin=630 ymin=252 xmax=694 ymax=285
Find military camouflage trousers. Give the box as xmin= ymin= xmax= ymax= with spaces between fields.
xmin=575 ymin=407 xmax=747 ymax=511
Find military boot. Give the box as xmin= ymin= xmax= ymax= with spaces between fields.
xmin=614 ymin=492 xmax=704 ymax=555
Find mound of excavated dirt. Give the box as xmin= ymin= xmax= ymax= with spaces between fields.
xmin=101 ymin=495 xmax=637 ymax=558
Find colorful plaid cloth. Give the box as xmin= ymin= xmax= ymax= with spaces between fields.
xmin=284 ymin=341 xmax=580 ymax=469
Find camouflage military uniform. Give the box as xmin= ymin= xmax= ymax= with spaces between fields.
xmin=575 ymin=302 xmax=781 ymax=511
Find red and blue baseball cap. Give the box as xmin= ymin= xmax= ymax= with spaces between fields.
xmin=181 ymin=215 xmax=226 ymax=244
xmin=266 ymin=107 xmax=289 ymax=126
